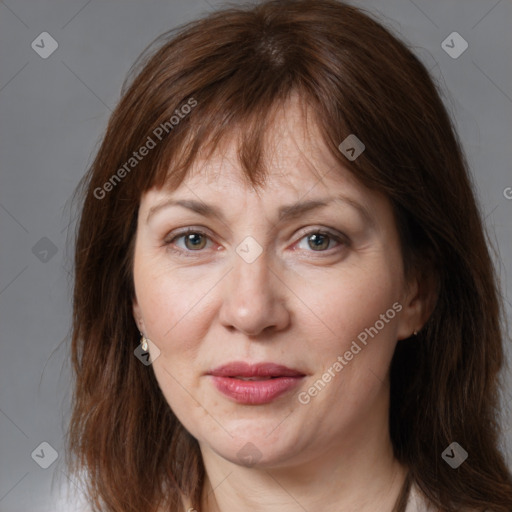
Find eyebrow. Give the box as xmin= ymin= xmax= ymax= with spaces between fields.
xmin=146 ymin=196 xmax=374 ymax=226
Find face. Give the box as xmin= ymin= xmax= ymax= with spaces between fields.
xmin=132 ymin=98 xmax=423 ymax=469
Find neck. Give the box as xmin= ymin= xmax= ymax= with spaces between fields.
xmin=197 ymin=414 xmax=407 ymax=512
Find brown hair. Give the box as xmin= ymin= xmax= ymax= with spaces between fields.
xmin=67 ymin=1 xmax=512 ymax=511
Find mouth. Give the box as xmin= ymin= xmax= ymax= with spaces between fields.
xmin=230 ymin=376 xmax=280 ymax=381
xmin=207 ymin=362 xmax=306 ymax=404
xmin=208 ymin=361 xmax=305 ymax=378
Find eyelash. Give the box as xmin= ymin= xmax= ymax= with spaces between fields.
xmin=163 ymin=227 xmax=348 ymax=258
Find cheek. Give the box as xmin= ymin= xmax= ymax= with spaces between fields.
xmin=293 ymin=263 xmax=402 ymax=421
xmin=290 ymin=265 xmax=404 ymax=407
xmin=134 ymin=266 xmax=214 ymax=418
xmin=134 ymin=258 xmax=213 ymax=340
xmin=133 ymin=259 xmax=224 ymax=398
xmin=300 ymin=261 xmax=401 ymax=349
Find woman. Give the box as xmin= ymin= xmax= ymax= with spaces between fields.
xmin=67 ymin=1 xmax=512 ymax=511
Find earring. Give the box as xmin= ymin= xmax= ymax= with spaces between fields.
xmin=413 ymin=330 xmax=418 ymax=336
xmin=140 ymin=332 xmax=149 ymax=351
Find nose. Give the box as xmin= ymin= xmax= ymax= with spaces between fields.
xmin=218 ymin=246 xmax=290 ymax=337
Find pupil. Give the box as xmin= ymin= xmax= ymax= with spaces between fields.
xmin=309 ymin=233 xmax=328 ymax=251
xmin=187 ymin=233 xmax=204 ymax=249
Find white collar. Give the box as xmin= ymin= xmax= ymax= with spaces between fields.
xmin=405 ymin=483 xmax=436 ymax=512
xmin=180 ymin=481 xmax=476 ymax=511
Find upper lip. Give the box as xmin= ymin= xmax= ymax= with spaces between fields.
xmin=207 ymin=361 xmax=305 ymax=378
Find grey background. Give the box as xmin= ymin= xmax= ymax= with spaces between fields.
xmin=1 ymin=0 xmax=511 ymax=510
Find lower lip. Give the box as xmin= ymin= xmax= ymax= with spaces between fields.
xmin=210 ymin=376 xmax=304 ymax=404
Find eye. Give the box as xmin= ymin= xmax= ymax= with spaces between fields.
xmin=164 ymin=228 xmax=214 ymax=256
xmin=295 ymin=229 xmax=346 ymax=253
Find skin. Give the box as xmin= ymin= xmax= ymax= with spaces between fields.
xmin=132 ymin=97 xmax=429 ymax=512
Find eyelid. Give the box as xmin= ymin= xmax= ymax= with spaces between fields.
xmin=164 ymin=226 xmax=213 ymax=243
xmin=294 ymin=225 xmax=348 ymax=243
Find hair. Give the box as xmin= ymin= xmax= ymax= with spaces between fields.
xmin=67 ymin=0 xmax=512 ymax=511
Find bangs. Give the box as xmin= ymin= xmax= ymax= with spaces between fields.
xmin=155 ymin=90 xmax=329 ymax=196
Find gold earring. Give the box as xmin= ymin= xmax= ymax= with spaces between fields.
xmin=413 ymin=330 xmax=418 ymax=336
xmin=140 ymin=332 xmax=149 ymax=351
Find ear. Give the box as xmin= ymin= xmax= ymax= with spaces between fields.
xmin=396 ymin=268 xmax=438 ymax=340
xmin=132 ymin=297 xmax=145 ymax=333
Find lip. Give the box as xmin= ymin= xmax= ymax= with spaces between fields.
xmin=207 ymin=362 xmax=306 ymax=405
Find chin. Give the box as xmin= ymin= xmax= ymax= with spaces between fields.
xmin=200 ymin=424 xmax=303 ymax=469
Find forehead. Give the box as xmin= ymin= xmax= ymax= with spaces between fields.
xmin=149 ymin=97 xmax=368 ymax=204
